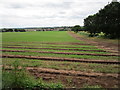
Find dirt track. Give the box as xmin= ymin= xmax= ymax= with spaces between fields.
xmin=2 ymin=55 xmax=120 ymax=64
xmin=68 ymin=31 xmax=119 ymax=53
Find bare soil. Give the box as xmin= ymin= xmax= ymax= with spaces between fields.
xmin=3 ymin=66 xmax=119 ymax=88
xmin=27 ymin=67 xmax=119 ymax=88
xmin=26 ymin=67 xmax=119 ymax=78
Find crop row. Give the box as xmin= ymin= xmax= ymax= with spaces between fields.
xmin=3 ymin=51 xmax=118 ymax=60
xmin=2 ymin=48 xmax=111 ymax=54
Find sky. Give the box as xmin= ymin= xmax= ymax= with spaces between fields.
xmin=0 ymin=0 xmax=119 ymax=28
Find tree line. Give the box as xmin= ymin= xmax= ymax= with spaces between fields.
xmin=0 ymin=29 xmax=26 ymax=32
xmin=72 ymin=2 xmax=120 ymax=38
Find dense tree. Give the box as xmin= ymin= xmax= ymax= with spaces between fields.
xmin=84 ymin=2 xmax=120 ymax=38
xmin=71 ymin=25 xmax=81 ymax=33
xmin=1 ymin=29 xmax=26 ymax=32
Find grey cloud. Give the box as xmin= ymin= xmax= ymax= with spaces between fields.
xmin=2 ymin=2 xmax=34 ymax=9
xmin=32 ymin=14 xmax=67 ymax=19
xmin=59 ymin=11 xmax=66 ymax=14
xmin=33 ymin=15 xmax=57 ymax=19
xmin=44 ymin=2 xmax=73 ymax=9
xmin=7 ymin=4 xmax=27 ymax=9
xmin=67 ymin=14 xmax=85 ymax=19
xmin=1 ymin=0 xmax=117 ymax=28
xmin=4 ymin=2 xmax=73 ymax=9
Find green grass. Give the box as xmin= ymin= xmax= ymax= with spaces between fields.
xmin=3 ymin=70 xmax=63 ymax=89
xmin=2 ymin=31 xmax=119 ymax=88
xmin=82 ymin=84 xmax=104 ymax=89
xmin=2 ymin=58 xmax=120 ymax=73
xmin=2 ymin=31 xmax=83 ymax=43
xmin=3 ymin=44 xmax=96 ymax=48
xmin=3 ymin=51 xmax=118 ymax=60
xmin=2 ymin=60 xmax=63 ymax=89
xmin=3 ymin=46 xmax=103 ymax=50
xmin=2 ymin=47 xmax=111 ymax=54
xmin=2 ymin=70 xmax=36 ymax=88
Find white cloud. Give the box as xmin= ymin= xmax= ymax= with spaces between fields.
xmin=0 ymin=0 xmax=119 ymax=28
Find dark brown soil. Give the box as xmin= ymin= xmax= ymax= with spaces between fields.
xmin=3 ymin=66 xmax=119 ymax=88
xmin=2 ymin=49 xmax=119 ymax=56
xmin=2 ymin=55 xmax=120 ymax=64
xmin=26 ymin=67 xmax=119 ymax=78
xmin=27 ymin=67 xmax=119 ymax=88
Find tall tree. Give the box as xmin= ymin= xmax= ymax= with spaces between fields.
xmin=72 ymin=25 xmax=81 ymax=33
xmin=84 ymin=2 xmax=120 ymax=38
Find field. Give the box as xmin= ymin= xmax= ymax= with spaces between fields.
xmin=2 ymin=31 xmax=120 ymax=89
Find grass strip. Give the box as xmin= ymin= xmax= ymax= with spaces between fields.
xmin=3 ymin=45 xmax=102 ymax=50
xmin=2 ymin=51 xmax=119 ymax=60
xmin=2 ymin=49 xmax=119 ymax=56
xmin=2 ymin=47 xmax=111 ymax=54
xmin=3 ymin=46 xmax=107 ymax=52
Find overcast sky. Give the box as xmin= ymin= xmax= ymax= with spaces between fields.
xmin=0 ymin=0 xmax=119 ymax=28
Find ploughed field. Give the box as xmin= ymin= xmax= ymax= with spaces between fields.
xmin=2 ymin=31 xmax=120 ymax=88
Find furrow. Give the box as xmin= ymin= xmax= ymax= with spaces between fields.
xmin=1 ymin=55 xmax=120 ymax=64
xmin=1 ymin=49 xmax=119 ymax=56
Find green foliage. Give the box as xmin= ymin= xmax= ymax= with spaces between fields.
xmin=82 ymin=84 xmax=104 ymax=90
xmin=36 ymin=79 xmax=63 ymax=89
xmin=2 ymin=61 xmax=36 ymax=88
xmin=72 ymin=25 xmax=82 ymax=33
xmin=2 ymin=60 xmax=64 ymax=89
xmin=84 ymin=2 xmax=120 ymax=38
xmin=2 ymin=71 xmax=63 ymax=89
xmin=79 ymin=31 xmax=89 ymax=36
xmin=1 ymin=28 xmax=26 ymax=32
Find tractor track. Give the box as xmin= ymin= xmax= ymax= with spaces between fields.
xmin=68 ymin=31 xmax=119 ymax=53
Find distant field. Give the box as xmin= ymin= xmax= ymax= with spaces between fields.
xmin=2 ymin=31 xmax=82 ymax=43
xmin=2 ymin=31 xmax=119 ymax=88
